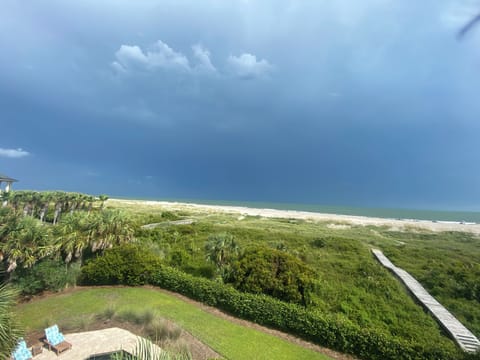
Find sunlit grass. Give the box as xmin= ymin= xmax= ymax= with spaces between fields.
xmin=15 ymin=287 xmax=332 ymax=360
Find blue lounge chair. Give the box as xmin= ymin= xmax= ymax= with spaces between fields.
xmin=12 ymin=339 xmax=32 ymax=360
xmin=44 ymin=325 xmax=72 ymax=355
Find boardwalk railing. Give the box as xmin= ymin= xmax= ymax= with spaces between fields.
xmin=372 ymin=249 xmax=480 ymax=353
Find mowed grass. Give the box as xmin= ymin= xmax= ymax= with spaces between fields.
xmin=15 ymin=287 xmax=332 ymax=360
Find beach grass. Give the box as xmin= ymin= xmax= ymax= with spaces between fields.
xmin=110 ymin=199 xmax=480 ymax=343
xmin=15 ymin=287 xmax=333 ymax=360
xmin=17 ymin=198 xmax=478 ymax=358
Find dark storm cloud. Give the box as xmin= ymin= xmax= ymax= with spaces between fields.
xmin=1 ymin=0 xmax=480 ymax=209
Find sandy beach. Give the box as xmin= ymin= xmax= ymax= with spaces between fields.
xmin=110 ymin=199 xmax=480 ymax=235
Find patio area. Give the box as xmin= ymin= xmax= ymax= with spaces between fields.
xmin=32 ymin=328 xmax=144 ymax=360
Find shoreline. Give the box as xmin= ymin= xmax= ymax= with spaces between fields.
xmin=110 ymin=198 xmax=480 ymax=235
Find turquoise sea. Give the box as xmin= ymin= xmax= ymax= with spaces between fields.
xmin=117 ymin=196 xmax=480 ymax=223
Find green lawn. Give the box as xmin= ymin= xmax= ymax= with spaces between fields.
xmin=15 ymin=287 xmax=332 ymax=360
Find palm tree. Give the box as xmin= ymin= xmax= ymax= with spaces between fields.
xmin=9 ymin=192 xmax=23 ymax=213
xmin=0 ymin=191 xmax=11 ymax=208
xmin=0 ymin=208 xmax=18 ymax=265
xmin=89 ymin=210 xmax=134 ymax=252
xmin=53 ymin=191 xmax=67 ymax=225
xmin=18 ymin=191 xmax=35 ymax=217
xmin=86 ymin=195 xmax=96 ymax=213
xmin=55 ymin=209 xmax=134 ymax=264
xmin=38 ymin=191 xmax=52 ymax=222
xmin=54 ymin=212 xmax=91 ymax=264
xmin=68 ymin=193 xmax=79 ymax=214
xmin=0 ymin=216 xmax=52 ymax=273
xmin=30 ymin=191 xmax=44 ymax=218
xmin=205 ymin=233 xmax=239 ymax=279
xmin=0 ymin=283 xmax=23 ymax=358
xmin=98 ymin=194 xmax=109 ymax=210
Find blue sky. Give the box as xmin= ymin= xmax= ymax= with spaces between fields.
xmin=1 ymin=0 xmax=480 ymax=210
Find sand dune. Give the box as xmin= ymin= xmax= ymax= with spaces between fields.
xmin=110 ymin=199 xmax=480 ymax=235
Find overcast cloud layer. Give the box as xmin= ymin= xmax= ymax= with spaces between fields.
xmin=1 ymin=0 xmax=480 ymax=210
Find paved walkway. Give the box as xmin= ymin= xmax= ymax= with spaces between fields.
xmin=372 ymin=249 xmax=480 ymax=353
xmin=33 ymin=328 xmax=160 ymax=360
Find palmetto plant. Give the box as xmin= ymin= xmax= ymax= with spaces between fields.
xmin=111 ymin=338 xmax=192 ymax=360
xmin=0 ymin=283 xmax=23 ymax=358
xmin=99 ymin=194 xmax=109 ymax=210
xmin=205 ymin=233 xmax=239 ymax=280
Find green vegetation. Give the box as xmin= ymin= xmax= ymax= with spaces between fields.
xmin=4 ymin=192 xmax=480 ymax=359
xmin=15 ymin=287 xmax=332 ymax=360
xmin=98 ymin=308 xmax=192 ymax=359
xmin=0 ymin=190 xmax=97 ymax=223
xmin=0 ymin=283 xmax=23 ymax=358
xmin=126 ymin=338 xmax=192 ymax=360
xmin=379 ymin=231 xmax=480 ymax=337
xmin=0 ymin=192 xmax=135 ymax=294
xmin=227 ymin=245 xmax=315 ymax=305
xmin=12 ymin=259 xmax=80 ymax=295
xmin=114 ymin=200 xmax=480 ymax=358
xmin=205 ymin=232 xmax=239 ymax=279
xmin=81 ymin=244 xmax=162 ymax=285
xmin=55 ymin=210 xmax=134 ymax=264
xmin=87 ymin=254 xmax=457 ymax=359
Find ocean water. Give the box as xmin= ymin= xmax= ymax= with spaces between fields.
xmin=117 ymin=196 xmax=480 ymax=223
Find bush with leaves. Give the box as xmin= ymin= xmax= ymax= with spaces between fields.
xmin=12 ymin=259 xmax=80 ymax=296
xmin=81 ymin=244 xmax=162 ymax=286
xmin=147 ymin=264 xmax=462 ymax=360
xmin=227 ymin=246 xmax=315 ymax=306
xmin=80 ymin=250 xmax=464 ymax=360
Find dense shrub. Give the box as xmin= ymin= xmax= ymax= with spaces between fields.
xmin=161 ymin=211 xmax=179 ymax=221
xmin=12 ymin=259 xmax=80 ymax=295
xmin=311 ymin=237 xmax=326 ymax=248
xmin=83 ymin=249 xmax=463 ymax=360
xmin=148 ymin=265 xmax=461 ymax=360
xmin=169 ymin=249 xmax=192 ymax=268
xmin=227 ymin=246 xmax=315 ymax=305
xmin=81 ymin=248 xmax=465 ymax=360
xmin=81 ymin=244 xmax=162 ymax=286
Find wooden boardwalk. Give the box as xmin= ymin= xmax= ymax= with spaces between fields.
xmin=372 ymin=249 xmax=480 ymax=353
xmin=141 ymin=219 xmax=195 ymax=229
